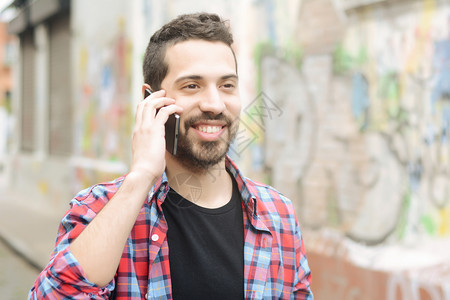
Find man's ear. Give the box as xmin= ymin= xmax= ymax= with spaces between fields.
xmin=142 ymin=83 xmax=152 ymax=98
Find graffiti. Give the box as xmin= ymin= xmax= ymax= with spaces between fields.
xmin=76 ymin=19 xmax=133 ymax=163
xmin=351 ymin=72 xmax=370 ymax=130
xmin=259 ymin=1 xmax=450 ymax=247
xmin=386 ymin=267 xmax=450 ymax=300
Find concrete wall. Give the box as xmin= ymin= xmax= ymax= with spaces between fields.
xmin=6 ymin=21 xmax=73 ymax=214
xmin=0 ymin=22 xmax=14 ymax=189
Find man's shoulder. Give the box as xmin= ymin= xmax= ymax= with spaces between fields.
xmin=243 ymin=177 xmax=299 ymax=233
xmin=226 ymin=157 xmax=296 ymax=217
xmin=243 ymin=176 xmax=297 ymax=218
xmin=244 ymin=177 xmax=291 ymax=204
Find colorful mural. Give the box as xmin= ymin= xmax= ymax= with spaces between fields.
xmin=258 ymin=0 xmax=450 ymax=244
xmin=76 ymin=19 xmax=133 ymax=163
xmin=255 ymin=0 xmax=450 ymax=297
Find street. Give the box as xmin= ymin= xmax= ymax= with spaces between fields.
xmin=0 ymin=239 xmax=39 ymax=299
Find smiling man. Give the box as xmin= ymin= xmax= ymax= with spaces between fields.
xmin=29 ymin=13 xmax=313 ymax=299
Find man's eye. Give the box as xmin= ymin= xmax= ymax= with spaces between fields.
xmin=184 ymin=84 xmax=198 ymax=89
xmin=222 ymin=83 xmax=236 ymax=89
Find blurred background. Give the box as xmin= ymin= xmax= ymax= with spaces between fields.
xmin=0 ymin=0 xmax=449 ymax=299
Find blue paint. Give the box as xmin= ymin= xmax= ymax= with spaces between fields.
xmin=261 ymin=0 xmax=277 ymax=46
xmin=424 ymin=123 xmax=436 ymax=145
xmin=441 ymin=103 xmax=450 ymax=144
xmin=431 ymin=40 xmax=450 ymax=145
xmin=251 ymin=144 xmax=264 ymax=172
xmin=431 ymin=40 xmax=450 ymax=111
xmin=101 ymin=66 xmax=113 ymax=89
xmin=408 ymin=161 xmax=423 ymax=193
xmin=352 ymin=73 xmax=370 ymax=129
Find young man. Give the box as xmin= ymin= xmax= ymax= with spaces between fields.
xmin=29 ymin=13 xmax=313 ymax=299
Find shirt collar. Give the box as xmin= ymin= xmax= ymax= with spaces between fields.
xmin=148 ymin=156 xmax=260 ymax=217
xmin=224 ymin=156 xmax=259 ymax=218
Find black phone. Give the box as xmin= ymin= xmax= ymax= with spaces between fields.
xmin=145 ymin=89 xmax=180 ymax=155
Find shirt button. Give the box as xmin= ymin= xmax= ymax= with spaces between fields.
xmin=159 ymin=185 xmax=165 ymax=192
xmin=151 ymin=234 xmax=159 ymax=242
xmin=145 ymin=293 xmax=148 ymax=299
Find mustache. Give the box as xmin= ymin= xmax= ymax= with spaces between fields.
xmin=184 ymin=112 xmax=233 ymax=130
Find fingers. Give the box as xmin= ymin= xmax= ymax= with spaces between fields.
xmin=136 ymin=90 xmax=164 ymax=125
xmin=154 ymin=104 xmax=182 ymax=123
xmin=135 ymin=90 xmax=183 ymax=127
xmin=136 ymin=90 xmax=169 ymax=126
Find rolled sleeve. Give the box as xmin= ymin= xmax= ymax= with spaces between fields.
xmin=29 ymin=246 xmax=115 ymax=299
xmin=29 ymin=190 xmax=116 ymax=299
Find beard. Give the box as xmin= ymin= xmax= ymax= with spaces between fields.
xmin=173 ymin=112 xmax=239 ymax=174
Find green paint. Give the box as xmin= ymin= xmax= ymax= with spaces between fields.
xmin=356 ymin=46 xmax=368 ymax=66
xmin=333 ymin=44 xmax=368 ymax=74
xmin=395 ymin=190 xmax=411 ymax=240
xmin=378 ymin=72 xmax=401 ymax=118
xmin=420 ymin=214 xmax=437 ymax=235
xmin=283 ymin=38 xmax=303 ymax=70
xmin=333 ymin=44 xmax=353 ymax=73
xmin=326 ymin=187 xmax=340 ymax=227
xmin=254 ymin=40 xmax=303 ymax=94
xmin=254 ymin=41 xmax=276 ymax=94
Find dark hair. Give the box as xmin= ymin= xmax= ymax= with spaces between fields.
xmin=143 ymin=12 xmax=236 ymax=91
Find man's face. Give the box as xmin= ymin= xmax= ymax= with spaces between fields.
xmin=160 ymin=40 xmax=241 ymax=172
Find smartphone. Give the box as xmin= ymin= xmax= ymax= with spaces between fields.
xmin=145 ymin=89 xmax=180 ymax=155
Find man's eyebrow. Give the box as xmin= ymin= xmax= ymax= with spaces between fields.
xmin=221 ymin=74 xmax=239 ymax=81
xmin=174 ymin=74 xmax=238 ymax=85
xmin=174 ymin=75 xmax=203 ymax=85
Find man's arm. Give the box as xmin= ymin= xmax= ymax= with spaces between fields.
xmin=29 ymin=90 xmax=183 ymax=299
xmin=69 ymin=90 xmax=182 ymax=287
xmin=29 ymin=183 xmax=121 ymax=299
xmin=68 ymin=172 xmax=156 ymax=287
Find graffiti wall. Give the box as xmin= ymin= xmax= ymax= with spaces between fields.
xmin=258 ymin=0 xmax=450 ymax=242
xmin=255 ymin=0 xmax=450 ymax=298
xmin=67 ymin=0 xmax=450 ymax=297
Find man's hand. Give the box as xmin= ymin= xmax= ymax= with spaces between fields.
xmin=130 ymin=89 xmax=183 ymax=182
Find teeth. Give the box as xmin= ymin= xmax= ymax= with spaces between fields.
xmin=198 ymin=126 xmax=222 ymax=133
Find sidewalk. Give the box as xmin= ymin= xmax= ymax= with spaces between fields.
xmin=0 ymin=190 xmax=65 ymax=271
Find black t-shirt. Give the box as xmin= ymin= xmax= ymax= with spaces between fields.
xmin=162 ymin=175 xmax=244 ymax=299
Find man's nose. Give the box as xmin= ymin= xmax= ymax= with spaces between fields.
xmin=199 ymin=86 xmax=226 ymax=115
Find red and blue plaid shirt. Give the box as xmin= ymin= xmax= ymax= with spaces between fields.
xmin=29 ymin=157 xmax=313 ymax=299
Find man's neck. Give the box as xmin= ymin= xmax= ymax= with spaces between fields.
xmin=165 ymin=157 xmax=233 ymax=209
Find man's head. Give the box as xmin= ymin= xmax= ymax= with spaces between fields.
xmin=143 ymin=13 xmax=241 ymax=173
xmin=143 ymin=13 xmax=237 ymax=91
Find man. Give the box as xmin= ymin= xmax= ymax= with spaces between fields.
xmin=29 ymin=13 xmax=312 ymax=299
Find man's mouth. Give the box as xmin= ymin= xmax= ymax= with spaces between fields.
xmin=189 ymin=122 xmax=227 ymax=141
xmin=196 ymin=125 xmax=224 ymax=134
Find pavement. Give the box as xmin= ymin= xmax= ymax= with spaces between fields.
xmin=0 ymin=189 xmax=65 ymax=271
xmin=0 ymin=238 xmax=39 ymax=299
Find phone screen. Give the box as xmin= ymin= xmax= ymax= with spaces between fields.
xmin=145 ymin=89 xmax=180 ymax=155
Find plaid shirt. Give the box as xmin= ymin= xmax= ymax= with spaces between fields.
xmin=29 ymin=157 xmax=313 ymax=299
